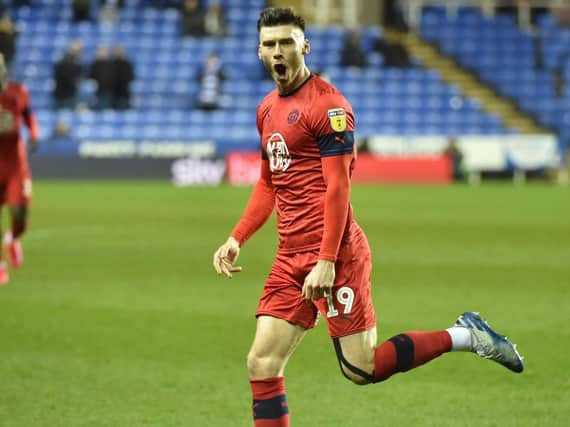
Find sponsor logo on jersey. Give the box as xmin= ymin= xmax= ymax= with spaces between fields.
xmin=327 ymin=108 xmax=346 ymax=132
xmin=266 ymin=132 xmax=291 ymax=173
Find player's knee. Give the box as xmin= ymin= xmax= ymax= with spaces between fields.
xmin=334 ymin=341 xmax=375 ymax=385
xmin=339 ymin=362 xmax=373 ymax=385
xmin=246 ymin=351 xmax=282 ymax=378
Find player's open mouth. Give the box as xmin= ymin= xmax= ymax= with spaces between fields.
xmin=274 ymin=64 xmax=287 ymax=78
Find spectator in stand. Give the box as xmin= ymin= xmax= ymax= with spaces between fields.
xmin=385 ymin=0 xmax=409 ymax=31
xmin=204 ymin=1 xmax=227 ymax=37
xmin=340 ymin=30 xmax=366 ymax=68
xmin=444 ymin=137 xmax=465 ymax=182
xmin=497 ymin=0 xmax=551 ymax=28
xmin=72 ymin=0 xmax=92 ymax=22
xmin=181 ymin=0 xmax=205 ymax=37
xmin=89 ymin=45 xmax=114 ymax=110
xmin=53 ymin=41 xmax=84 ymax=110
xmin=51 ymin=119 xmax=72 ymax=142
xmin=197 ymin=51 xmax=225 ymax=111
xmin=551 ymin=7 xmax=570 ymax=97
xmin=99 ymin=0 xmax=122 ymax=24
xmin=373 ymin=36 xmax=412 ymax=68
xmin=555 ymin=4 xmax=570 ymax=27
xmin=111 ymin=45 xmax=134 ymax=110
xmin=0 ymin=16 xmax=16 ymax=72
xmin=101 ymin=0 xmax=124 ymax=8
xmin=148 ymin=0 xmax=180 ymax=8
xmin=553 ymin=67 xmax=565 ymax=98
xmin=12 ymin=0 xmax=32 ymax=8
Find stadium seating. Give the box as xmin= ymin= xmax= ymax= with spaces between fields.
xmin=420 ymin=6 xmax=570 ymax=150
xmin=9 ymin=0 xmax=536 ymax=150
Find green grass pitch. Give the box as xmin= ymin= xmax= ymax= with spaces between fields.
xmin=0 ymin=181 xmax=569 ymax=426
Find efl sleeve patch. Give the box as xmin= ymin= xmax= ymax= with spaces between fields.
xmin=327 ymin=108 xmax=347 ymax=132
xmin=309 ymin=92 xmax=355 ymax=140
xmin=317 ymin=131 xmax=354 ymax=157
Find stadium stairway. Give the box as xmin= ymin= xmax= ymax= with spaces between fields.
xmin=385 ymin=28 xmax=549 ymax=134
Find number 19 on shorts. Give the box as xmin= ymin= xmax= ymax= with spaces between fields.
xmin=325 ymin=286 xmax=354 ymax=318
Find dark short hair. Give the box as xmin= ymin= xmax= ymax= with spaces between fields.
xmin=257 ymin=7 xmax=305 ymax=33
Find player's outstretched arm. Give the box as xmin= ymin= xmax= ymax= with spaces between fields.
xmin=229 ymin=159 xmax=275 ymax=243
xmin=214 ymin=160 xmax=274 ymax=279
xmin=213 ymin=236 xmax=242 ymax=278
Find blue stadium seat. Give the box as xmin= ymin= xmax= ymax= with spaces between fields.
xmin=11 ymin=0 xmax=552 ymax=147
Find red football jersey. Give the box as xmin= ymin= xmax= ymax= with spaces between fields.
xmin=256 ymin=74 xmax=356 ymax=255
xmin=0 ymin=82 xmax=36 ymax=170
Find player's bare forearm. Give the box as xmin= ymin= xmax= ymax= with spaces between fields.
xmin=213 ymin=236 xmax=243 ymax=279
xmin=301 ymin=259 xmax=335 ymax=301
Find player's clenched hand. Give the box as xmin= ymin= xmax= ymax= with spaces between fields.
xmin=213 ymin=236 xmax=243 ymax=278
xmin=302 ymin=259 xmax=335 ymax=301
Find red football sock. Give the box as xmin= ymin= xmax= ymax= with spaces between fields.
xmin=373 ymin=331 xmax=452 ymax=382
xmin=12 ymin=221 xmax=26 ymax=240
xmin=250 ymin=376 xmax=290 ymax=427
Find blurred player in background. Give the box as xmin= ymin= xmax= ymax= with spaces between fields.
xmin=213 ymin=8 xmax=524 ymax=426
xmin=0 ymin=53 xmax=39 ymax=285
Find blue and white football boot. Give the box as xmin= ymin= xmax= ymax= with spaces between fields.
xmin=455 ymin=311 xmax=524 ymax=373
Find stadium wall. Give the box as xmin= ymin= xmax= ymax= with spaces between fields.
xmin=31 ymin=134 xmax=563 ymax=184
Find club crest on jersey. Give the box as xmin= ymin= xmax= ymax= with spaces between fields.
xmin=266 ymin=132 xmax=291 ymax=173
xmin=287 ymin=109 xmax=300 ymax=124
xmin=327 ymin=108 xmax=346 ymax=132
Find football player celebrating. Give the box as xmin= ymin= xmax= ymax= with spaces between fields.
xmin=213 ymin=8 xmax=524 ymax=427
